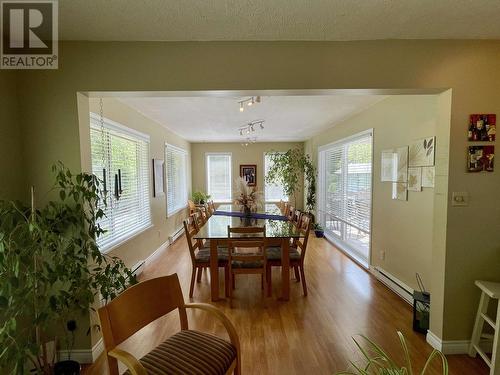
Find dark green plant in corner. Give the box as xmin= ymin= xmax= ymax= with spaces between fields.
xmin=265 ymin=148 xmax=317 ymax=213
xmin=0 ymin=162 xmax=136 ymax=374
xmin=337 ymin=331 xmax=448 ymax=375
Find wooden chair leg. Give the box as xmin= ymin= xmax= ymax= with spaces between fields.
xmin=189 ymin=266 xmax=196 ymax=298
xmin=197 ymin=267 xmax=202 ymax=283
xmin=229 ymin=272 xmax=234 ymax=308
xmin=261 ymin=274 xmax=264 ymax=290
xmin=294 ymin=265 xmax=300 ymax=282
xmin=266 ymin=265 xmax=272 ymax=297
xmin=299 ymin=265 xmax=308 ymax=296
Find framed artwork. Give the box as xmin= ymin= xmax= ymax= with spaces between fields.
xmin=467 ymin=146 xmax=494 ymax=172
xmin=409 ymin=137 xmax=435 ymax=167
xmin=152 ymin=158 xmax=164 ymax=197
xmin=392 ymin=182 xmax=408 ymax=201
xmin=408 ymin=167 xmax=422 ymax=192
xmin=468 ymin=114 xmax=496 ymax=142
xmin=381 ymin=149 xmax=397 ymax=182
xmin=240 ymin=164 xmax=257 ymax=186
xmin=396 ymin=146 xmax=409 ymax=182
xmin=421 ymin=167 xmax=435 ymax=188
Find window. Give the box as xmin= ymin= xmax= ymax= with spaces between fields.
xmin=318 ymin=130 xmax=372 ymax=265
xmin=166 ymin=144 xmax=188 ymax=216
xmin=90 ymin=113 xmax=151 ymax=252
xmin=206 ymin=153 xmax=232 ymax=202
xmin=264 ymin=153 xmax=288 ymax=202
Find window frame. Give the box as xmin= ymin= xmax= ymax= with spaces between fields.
xmin=318 ymin=129 xmax=373 ymax=267
xmin=263 ymin=151 xmax=288 ymax=203
xmin=205 ymin=152 xmax=233 ymax=203
xmin=90 ymin=112 xmax=152 ymax=254
xmin=165 ymin=143 xmax=189 ymax=217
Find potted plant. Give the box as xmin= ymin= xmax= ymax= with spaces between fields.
xmin=337 ymin=331 xmax=448 ymax=375
xmin=0 ymin=162 xmax=136 ymax=374
xmin=313 ymin=223 xmax=324 ymax=238
xmin=192 ymin=191 xmax=210 ymax=204
xmin=265 ymin=148 xmax=316 ymax=214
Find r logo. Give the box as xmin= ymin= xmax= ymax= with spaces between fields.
xmin=1 ymin=1 xmax=58 ymax=69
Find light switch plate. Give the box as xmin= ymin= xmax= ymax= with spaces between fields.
xmin=452 ymin=191 xmax=469 ymax=207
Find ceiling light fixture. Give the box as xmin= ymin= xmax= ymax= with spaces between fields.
xmin=238 ymin=96 xmax=261 ymax=112
xmin=237 ymin=119 xmax=265 ymax=137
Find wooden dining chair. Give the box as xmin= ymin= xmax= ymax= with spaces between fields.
xmin=283 ymin=202 xmax=290 ymax=217
xmin=184 ymin=217 xmax=229 ymax=298
xmin=292 ymin=210 xmax=302 ymax=226
xmin=98 ymin=274 xmax=240 ymax=375
xmin=188 ymin=199 xmax=197 ymax=215
xmin=287 ymin=205 xmax=295 ymax=221
xmin=227 ymin=225 xmax=267 ymax=307
xmin=266 ymin=214 xmax=311 ymax=296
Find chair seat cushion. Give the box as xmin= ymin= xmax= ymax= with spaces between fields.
xmin=125 ymin=330 xmax=236 ymax=375
xmin=195 ymin=248 xmax=229 ymax=264
xmin=266 ymin=246 xmax=301 ymax=261
xmin=231 ymin=258 xmax=263 ymax=268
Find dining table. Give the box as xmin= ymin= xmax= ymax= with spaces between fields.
xmin=193 ymin=203 xmax=303 ymax=302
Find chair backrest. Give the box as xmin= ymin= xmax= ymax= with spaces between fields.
xmin=293 ymin=210 xmax=302 ymax=226
xmin=283 ymin=202 xmax=290 ymax=217
xmin=188 ymin=199 xmax=196 ymax=213
xmin=98 ymin=274 xmax=188 ymax=353
xmin=227 ymin=225 xmax=267 ymax=266
xmin=191 ymin=211 xmax=204 ymax=231
xmin=184 ymin=217 xmax=201 ymax=263
xmin=227 ymin=225 xmax=266 ymax=238
xmin=296 ymin=215 xmax=311 ymax=261
xmin=287 ymin=206 xmax=295 ymax=221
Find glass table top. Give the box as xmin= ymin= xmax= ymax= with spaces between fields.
xmin=194 ymin=204 xmax=302 ymax=239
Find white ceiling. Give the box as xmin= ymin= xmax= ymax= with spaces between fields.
xmin=119 ymin=95 xmax=386 ymax=142
xmin=60 ymin=0 xmax=500 ymax=41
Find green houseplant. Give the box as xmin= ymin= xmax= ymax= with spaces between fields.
xmin=265 ymin=148 xmax=317 ymax=213
xmin=337 ymin=331 xmax=448 ymax=375
xmin=192 ymin=191 xmax=211 ymax=204
xmin=312 ymin=223 xmax=324 ymax=238
xmin=0 ymin=162 xmax=136 ymax=374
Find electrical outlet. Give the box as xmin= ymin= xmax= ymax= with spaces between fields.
xmin=452 ymin=191 xmax=469 ymax=207
xmin=380 ymin=250 xmax=385 ymax=260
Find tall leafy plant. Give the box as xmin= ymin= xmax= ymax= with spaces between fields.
xmin=0 ymin=162 xmax=136 ymax=374
xmin=265 ymin=148 xmax=317 ymax=213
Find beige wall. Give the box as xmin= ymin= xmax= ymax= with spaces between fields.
xmin=191 ymin=142 xmax=304 ymax=208
xmin=0 ymin=72 xmax=24 ymax=201
xmin=8 ymin=40 xmax=500 ymax=349
xmin=306 ymin=95 xmax=439 ymax=292
xmin=86 ymin=98 xmax=192 ymax=267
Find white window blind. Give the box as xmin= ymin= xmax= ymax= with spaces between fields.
xmin=166 ymin=144 xmax=188 ymax=216
xmin=264 ymin=153 xmax=288 ymax=202
xmin=206 ymin=153 xmax=232 ymax=202
xmin=90 ymin=113 xmax=151 ymax=252
xmin=319 ymin=131 xmax=372 ymax=264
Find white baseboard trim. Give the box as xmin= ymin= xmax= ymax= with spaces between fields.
xmin=426 ymin=330 xmax=493 ymax=355
xmin=92 ymin=338 xmax=104 ymax=362
xmin=369 ymin=266 xmax=414 ymax=305
xmin=58 ymin=337 xmax=104 ymax=364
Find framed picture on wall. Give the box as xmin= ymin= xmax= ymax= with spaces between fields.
xmin=468 ymin=114 xmax=496 ymax=142
xmin=240 ymin=164 xmax=257 ymax=186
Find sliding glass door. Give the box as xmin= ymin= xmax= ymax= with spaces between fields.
xmin=318 ymin=130 xmax=373 ymax=266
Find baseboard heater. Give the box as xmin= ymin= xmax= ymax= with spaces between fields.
xmin=131 ymin=260 xmax=145 ymax=277
xmin=371 ymin=266 xmax=414 ymax=305
xmin=169 ymin=226 xmax=184 ymax=244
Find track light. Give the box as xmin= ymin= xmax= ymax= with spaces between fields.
xmin=238 ymin=96 xmax=261 ymax=112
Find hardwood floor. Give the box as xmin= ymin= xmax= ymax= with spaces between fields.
xmin=87 ymin=235 xmax=488 ymax=375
